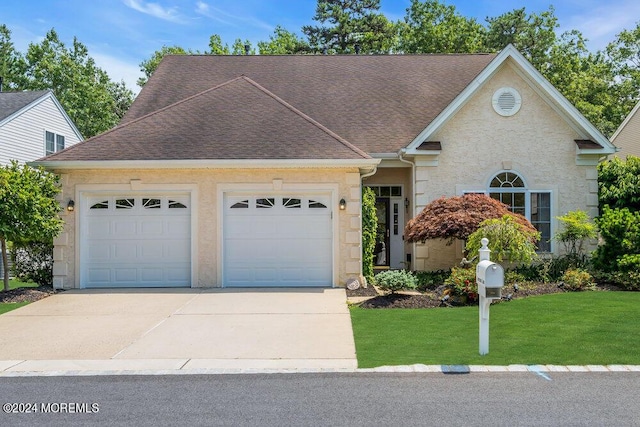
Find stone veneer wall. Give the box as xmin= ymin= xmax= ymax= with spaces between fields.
xmin=52 ymin=167 xmax=363 ymax=289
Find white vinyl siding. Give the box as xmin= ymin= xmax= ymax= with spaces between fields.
xmin=0 ymin=95 xmax=81 ymax=165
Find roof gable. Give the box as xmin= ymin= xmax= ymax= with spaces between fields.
xmin=0 ymin=90 xmax=50 ymax=124
xmin=42 ymin=76 xmax=370 ymax=161
xmin=0 ymin=90 xmax=83 ymax=140
xmin=405 ymin=45 xmax=616 ymax=156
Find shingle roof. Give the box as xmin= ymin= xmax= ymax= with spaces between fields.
xmin=44 ymin=76 xmax=370 ymax=161
xmin=0 ymin=90 xmax=50 ymax=122
xmin=125 ymin=54 xmax=495 ymax=155
xmin=47 ymin=53 xmax=496 ymax=162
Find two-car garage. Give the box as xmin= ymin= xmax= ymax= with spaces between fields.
xmin=79 ymin=191 xmax=334 ymax=288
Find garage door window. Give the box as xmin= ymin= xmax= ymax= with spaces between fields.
xmin=309 ymin=200 xmax=327 ymax=209
xmin=143 ymin=198 xmax=161 ymax=209
xmin=90 ymin=200 xmax=109 ymax=210
xmin=231 ymin=200 xmax=249 ymax=209
xmin=116 ymin=198 xmax=135 ymax=209
xmin=284 ymin=198 xmax=301 ymax=208
xmin=169 ymin=200 xmax=187 ymax=209
xmin=256 ymin=198 xmax=275 ymax=208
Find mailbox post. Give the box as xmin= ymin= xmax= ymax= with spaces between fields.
xmin=476 ymin=238 xmax=504 ymax=355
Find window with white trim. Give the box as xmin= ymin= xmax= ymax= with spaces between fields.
xmin=45 ymin=131 xmax=65 ymax=155
xmin=487 ymin=172 xmax=551 ymax=252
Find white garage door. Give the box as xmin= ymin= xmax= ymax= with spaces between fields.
xmin=224 ymin=194 xmax=333 ymax=287
xmin=81 ymin=194 xmax=191 ymax=288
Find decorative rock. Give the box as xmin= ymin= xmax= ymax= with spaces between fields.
xmin=346 ymin=278 xmax=360 ymax=290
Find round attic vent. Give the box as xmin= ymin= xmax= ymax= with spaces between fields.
xmin=492 ymin=87 xmax=521 ymax=117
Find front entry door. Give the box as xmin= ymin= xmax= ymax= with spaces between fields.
xmin=375 ymin=198 xmax=390 ymax=267
xmin=375 ymin=197 xmax=405 ymax=269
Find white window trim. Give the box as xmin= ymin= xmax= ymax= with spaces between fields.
xmin=45 ymin=130 xmax=65 ymax=155
xmin=458 ymin=171 xmax=556 ymax=253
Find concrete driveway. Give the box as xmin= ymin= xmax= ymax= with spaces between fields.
xmin=0 ymin=288 xmax=357 ymax=373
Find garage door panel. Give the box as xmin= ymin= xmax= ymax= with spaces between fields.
xmin=166 ymin=241 xmax=191 ymax=260
xmin=166 ymin=217 xmax=190 ymax=236
xmin=138 ymin=242 xmax=164 ymax=259
xmin=81 ymin=194 xmax=191 ymax=288
xmin=114 ymin=268 xmax=137 ymax=283
xmin=140 ymin=268 xmax=164 ymax=282
xmin=87 ymin=244 xmax=110 ymax=261
xmin=113 ymin=220 xmax=137 ymax=236
xmin=140 ymin=219 xmax=164 ymax=235
xmin=224 ymin=194 xmax=332 ymax=287
xmin=87 ymin=217 xmax=112 ymax=238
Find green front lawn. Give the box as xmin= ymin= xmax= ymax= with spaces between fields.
xmin=6 ymin=279 xmax=38 ymax=290
xmin=0 ymin=302 xmax=28 ymax=315
xmin=351 ymin=292 xmax=640 ymax=367
xmin=0 ymin=279 xmax=38 ymax=314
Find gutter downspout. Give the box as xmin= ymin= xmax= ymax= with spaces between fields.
xmin=398 ymin=148 xmax=416 ymax=271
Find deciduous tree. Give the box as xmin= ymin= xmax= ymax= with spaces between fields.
xmin=398 ymin=0 xmax=485 ymax=53
xmin=404 ymin=194 xmax=536 ymax=244
xmin=137 ymin=45 xmax=191 ymax=87
xmin=22 ymin=29 xmax=133 ymax=137
xmin=0 ymin=162 xmax=63 ymax=291
xmin=258 ymin=25 xmax=311 ymax=54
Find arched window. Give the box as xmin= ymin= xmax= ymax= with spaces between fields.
xmin=488 ymin=172 xmax=551 ymax=252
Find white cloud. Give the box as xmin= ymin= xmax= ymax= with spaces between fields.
xmin=92 ymin=52 xmax=143 ymax=95
xmin=194 ymin=1 xmax=273 ymax=32
xmin=122 ymin=0 xmax=186 ymax=24
xmin=561 ymin=1 xmax=640 ymax=50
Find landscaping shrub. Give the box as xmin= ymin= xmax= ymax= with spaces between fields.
xmin=504 ymin=271 xmax=528 ymax=285
xmin=593 ymin=206 xmax=640 ymax=272
xmin=361 ymin=186 xmax=377 ymax=285
xmin=592 ymin=270 xmax=640 ymax=291
xmin=466 ymin=215 xmax=540 ymax=264
xmin=561 ymin=268 xmax=596 ymax=291
xmin=414 ymin=269 xmax=450 ymax=291
xmin=375 ymin=270 xmax=417 ymax=294
xmin=11 ymin=240 xmax=53 ymax=286
xmin=554 ymin=210 xmax=597 ymax=257
xmin=444 ymin=267 xmax=477 ymax=302
xmin=598 ymin=155 xmax=640 ymax=212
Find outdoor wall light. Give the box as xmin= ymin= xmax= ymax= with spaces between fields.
xmin=67 ymin=200 xmax=75 ymax=212
xmin=339 ymin=199 xmax=346 ymax=210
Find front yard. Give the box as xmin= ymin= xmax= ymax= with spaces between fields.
xmin=350 ymin=291 xmax=640 ymax=368
xmin=0 ymin=279 xmax=55 ymax=313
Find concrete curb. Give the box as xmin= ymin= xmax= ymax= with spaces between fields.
xmin=2 ymin=361 xmax=640 ymax=377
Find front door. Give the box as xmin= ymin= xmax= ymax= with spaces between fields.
xmin=374 ymin=196 xmax=405 ymax=269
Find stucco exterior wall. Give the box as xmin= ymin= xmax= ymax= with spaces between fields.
xmin=52 ymin=167 xmax=362 ymax=289
xmin=363 ymin=165 xmax=414 ymax=267
xmin=412 ymin=61 xmax=598 ymax=271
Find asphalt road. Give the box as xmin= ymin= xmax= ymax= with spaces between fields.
xmin=1 ymin=372 xmax=638 ymax=426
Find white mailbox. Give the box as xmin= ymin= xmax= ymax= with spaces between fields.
xmin=476 ymin=260 xmax=504 ymax=300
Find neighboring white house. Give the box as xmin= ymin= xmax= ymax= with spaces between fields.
xmin=0 ymin=90 xmax=83 ymax=165
xmin=610 ymin=100 xmax=640 ymax=159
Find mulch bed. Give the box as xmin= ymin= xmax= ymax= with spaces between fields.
xmin=349 ymin=282 xmax=622 ymax=309
xmin=0 ymin=286 xmax=57 ymax=303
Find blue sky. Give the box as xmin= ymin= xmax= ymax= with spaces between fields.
xmin=3 ymin=1 xmax=639 ymax=93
